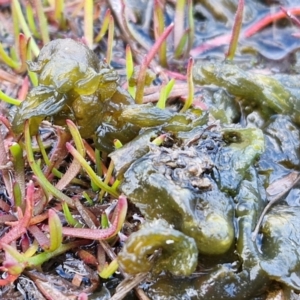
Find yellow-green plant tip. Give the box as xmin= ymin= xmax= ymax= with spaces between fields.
xmin=99 ymin=159 xmax=115 ymax=200
xmin=156 ymin=78 xmax=175 ymax=108
xmin=66 ymin=142 xmax=119 ymax=198
xmin=174 ymin=0 xmax=186 ymax=49
xmin=154 ymin=0 xmax=167 ymax=67
xmin=24 ymin=121 xmax=75 ymax=207
xmin=36 ymin=134 xmax=84 ymax=185
xmin=10 ymin=142 xmax=25 ymax=201
xmin=226 ymin=0 xmax=244 ymax=60
xmin=113 ymin=139 xmax=123 ymax=149
xmin=62 ymin=202 xmax=82 ymax=227
xmin=66 ymin=119 xmax=85 ymax=157
xmin=54 ymin=0 xmax=66 ymax=29
xmin=83 ymin=191 xmax=93 ymax=206
xmin=34 ymin=0 xmax=50 ymax=44
xmin=112 ymin=180 xmax=120 ymax=190
xmin=91 ymin=179 xmax=100 ymax=192
xmin=95 ymin=9 xmax=111 ymax=43
xmin=48 ymin=209 xmax=63 ymax=252
xmin=0 ymin=90 xmax=21 ymax=106
xmin=12 ymin=1 xmax=20 ymax=50
xmin=152 ymin=134 xmax=166 ymax=146
xmin=99 ymin=259 xmax=119 ymax=279
xmin=187 ymin=0 xmax=195 ymax=51
xmin=106 ymin=15 xmax=114 ymax=64
xmin=174 ymin=30 xmax=189 ymax=58
xmin=165 ymin=79 xmax=175 ymax=97
xmin=0 ymin=43 xmax=20 ymax=69
xmin=13 ymin=182 xmax=22 ymax=209
xmin=24 ymin=240 xmax=39 ymax=258
xmin=180 ymin=57 xmax=194 ymax=112
xmin=126 ymin=44 xmax=134 ymax=80
xmin=25 ymin=3 xmax=40 ymax=39
xmin=9 ymin=142 xmax=23 ymax=158
xmin=12 ymin=0 xmax=40 ymax=57
xmin=101 ymin=213 xmax=109 ymax=229
xmin=10 ymin=47 xmax=18 ymax=62
xmin=95 ymin=148 xmax=102 ymax=177
xmin=157 ymin=85 xmax=167 ymax=109
xmin=36 ymin=134 xmax=50 ymax=165
xmin=128 ymin=86 xmax=136 ymax=98
xmin=84 ymin=0 xmax=94 ymax=48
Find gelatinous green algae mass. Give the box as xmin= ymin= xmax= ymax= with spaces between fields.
xmin=118 ymin=219 xmax=198 ymax=276
xmin=12 ymin=39 xmax=119 ymax=136
xmin=27 ymin=38 xmax=118 ymax=97
xmin=216 ymin=127 xmax=265 ymax=193
xmin=11 ymin=38 xmax=139 ymax=151
xmin=260 ymin=205 xmax=300 ymax=290
xmin=147 ymin=168 xmax=270 ymax=299
xmin=192 ymin=61 xmax=294 ymax=116
xmin=120 ymin=146 xmax=235 ymax=255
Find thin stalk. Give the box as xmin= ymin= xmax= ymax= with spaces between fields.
xmin=174 ymin=29 xmax=189 ymax=59
xmin=180 ymin=57 xmax=194 ymax=112
xmin=54 ymin=0 xmax=66 ymax=29
xmin=157 ymin=79 xmax=175 ymax=109
xmin=27 ymin=241 xmax=89 ymax=266
xmin=48 ymin=209 xmax=63 ymax=251
xmin=135 ymin=23 xmax=174 ymax=104
xmin=12 ymin=0 xmax=40 ymax=57
xmin=12 ymin=1 xmax=20 ymax=51
xmin=174 ymin=0 xmax=186 ymax=49
xmin=66 ymin=143 xmax=119 ymax=198
xmin=95 ymin=9 xmax=111 ymax=43
xmin=25 ymin=3 xmax=40 ymax=38
xmin=106 ymin=15 xmax=114 ymax=64
xmin=95 ymin=149 xmax=102 ymax=177
xmin=98 ymin=160 xmax=115 ymax=200
xmin=9 ymin=143 xmax=25 ymax=201
xmin=84 ymin=0 xmax=93 ymax=48
xmin=126 ymin=44 xmax=135 ymax=97
xmin=154 ymin=0 xmax=167 ymax=67
xmin=16 ymin=33 xmax=28 ymax=73
xmin=26 ymin=39 xmax=38 ymax=86
xmin=226 ymin=0 xmax=244 ymax=60
xmin=0 ymin=44 xmax=20 ymax=69
xmin=187 ymin=0 xmax=194 ymax=52
xmin=99 ymin=259 xmax=119 ymax=279
xmin=0 ymin=90 xmax=21 ymax=106
xmin=24 ymin=121 xmax=75 ymax=208
xmin=33 ymin=0 xmax=50 ymax=44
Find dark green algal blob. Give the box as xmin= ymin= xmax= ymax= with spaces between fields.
xmin=118 ymin=219 xmax=198 ymax=276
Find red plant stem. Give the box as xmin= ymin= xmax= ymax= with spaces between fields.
xmin=17 ymin=76 xmax=29 ymax=101
xmin=280 ymin=6 xmax=300 ymax=28
xmin=190 ymin=7 xmax=300 ymax=57
xmin=0 ymin=274 xmax=19 ymax=286
xmin=244 ymin=7 xmax=300 ymax=38
xmin=43 ymin=195 xmax=127 ymax=240
xmin=16 ymin=33 xmax=28 ymax=73
xmin=226 ymin=0 xmax=244 ymax=60
xmin=135 ymin=23 xmax=174 ymax=104
xmin=0 ymin=181 xmax=34 ymax=248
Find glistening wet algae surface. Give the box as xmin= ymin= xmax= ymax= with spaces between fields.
xmin=4 ymin=0 xmax=300 ymax=299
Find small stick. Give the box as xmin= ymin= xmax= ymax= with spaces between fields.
xmin=252 ymin=173 xmax=300 ymax=241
